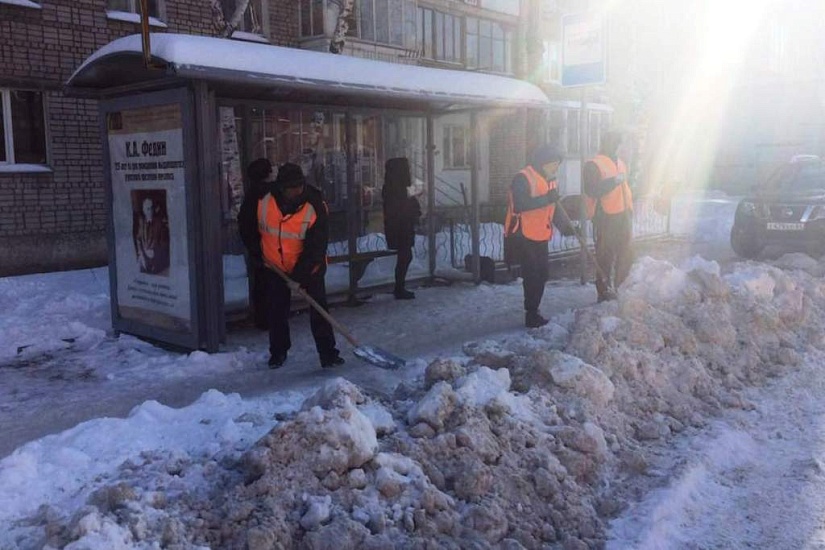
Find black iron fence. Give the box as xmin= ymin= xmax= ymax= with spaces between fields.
xmin=435 ymin=195 xmax=670 ymax=269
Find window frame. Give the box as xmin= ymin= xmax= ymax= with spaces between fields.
xmin=302 ymin=0 xmax=409 ymax=47
xmin=0 ymin=88 xmax=50 ymax=169
xmin=106 ymin=0 xmax=165 ymax=20
xmin=542 ymin=40 xmax=561 ymax=84
xmin=464 ymin=16 xmax=512 ymax=73
xmin=220 ymin=0 xmax=269 ymax=38
xmin=419 ymin=7 xmax=462 ymax=64
xmin=442 ymin=124 xmax=470 ymax=170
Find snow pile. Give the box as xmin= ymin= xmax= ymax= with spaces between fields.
xmin=0 ymin=269 xmax=110 ymax=362
xmin=15 ymin=254 xmax=825 ymax=549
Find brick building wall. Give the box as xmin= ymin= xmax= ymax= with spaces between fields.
xmin=0 ymin=0 xmax=298 ymax=276
xmin=1 ymin=0 xmax=531 ymax=276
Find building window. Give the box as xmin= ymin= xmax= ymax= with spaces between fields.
xmin=220 ymin=0 xmax=268 ymax=36
xmin=107 ymin=0 xmax=162 ymax=18
xmin=546 ymin=109 xmax=565 ymax=150
xmin=352 ymin=0 xmax=407 ymax=47
xmin=418 ymin=7 xmax=462 ymax=63
xmin=303 ymin=0 xmax=410 ymax=47
xmin=588 ymin=111 xmax=611 ymax=154
xmin=542 ymin=40 xmax=561 ymax=83
xmin=566 ymin=110 xmax=579 ymax=154
xmin=442 ymin=125 xmax=469 ymax=169
xmin=300 ymin=0 xmax=325 ymax=37
xmin=466 ymin=17 xmax=512 ymax=73
xmin=0 ymin=89 xmax=48 ymax=165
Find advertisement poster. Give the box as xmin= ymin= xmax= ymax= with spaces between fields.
xmin=107 ymin=103 xmax=191 ymax=332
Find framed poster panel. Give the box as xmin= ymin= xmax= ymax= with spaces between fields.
xmin=101 ymin=88 xmax=201 ymax=350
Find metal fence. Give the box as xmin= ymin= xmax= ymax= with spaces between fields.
xmin=325 ymin=195 xmax=670 ymax=273
xmin=437 ymin=195 xmax=670 ymax=269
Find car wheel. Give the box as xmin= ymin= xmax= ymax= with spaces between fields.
xmin=730 ymin=228 xmax=763 ymax=259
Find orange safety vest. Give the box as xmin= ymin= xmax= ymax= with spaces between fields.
xmin=585 ymin=155 xmax=633 ymax=219
xmin=257 ymin=193 xmax=317 ymax=273
xmin=504 ymin=166 xmax=556 ymax=242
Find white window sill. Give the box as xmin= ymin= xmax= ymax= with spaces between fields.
xmin=106 ymin=10 xmax=168 ymax=28
xmin=0 ymin=164 xmax=52 ymax=173
xmin=230 ymin=31 xmax=269 ymax=44
xmin=0 ymin=0 xmax=42 ymax=8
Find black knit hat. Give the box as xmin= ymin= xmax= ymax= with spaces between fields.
xmin=247 ymin=158 xmax=272 ymax=183
xmin=385 ymin=157 xmax=412 ymax=190
xmin=275 ymin=162 xmax=307 ymax=188
xmin=529 ymin=144 xmax=564 ymax=169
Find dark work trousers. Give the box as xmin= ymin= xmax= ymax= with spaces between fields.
xmin=262 ymin=269 xmax=338 ymax=361
xmin=247 ymin=262 xmax=269 ymax=330
xmin=518 ymin=238 xmax=549 ymax=313
xmin=594 ymin=211 xmax=634 ymax=298
xmin=394 ymin=246 xmax=413 ymax=291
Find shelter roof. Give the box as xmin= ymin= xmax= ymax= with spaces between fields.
xmin=67 ymin=34 xmax=549 ymax=110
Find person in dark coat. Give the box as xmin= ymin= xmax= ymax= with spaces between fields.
xmin=382 ymin=157 xmax=421 ymax=299
xmin=237 ymin=158 xmax=273 ymax=330
xmin=238 ymin=162 xmax=343 ymax=369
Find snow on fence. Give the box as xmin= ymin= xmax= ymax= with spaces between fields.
xmin=326 ymin=196 xmax=670 ymax=270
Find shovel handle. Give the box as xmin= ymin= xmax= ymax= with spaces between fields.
xmin=554 ymin=199 xmax=610 ymax=284
xmin=264 ymin=261 xmax=361 ymax=348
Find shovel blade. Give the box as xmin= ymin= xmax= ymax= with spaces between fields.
xmin=353 ymin=345 xmax=406 ymax=370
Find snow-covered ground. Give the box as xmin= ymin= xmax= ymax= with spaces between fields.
xmin=8 ymin=190 xmax=825 ymax=548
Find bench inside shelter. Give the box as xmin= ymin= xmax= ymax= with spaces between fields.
xmin=328 ymin=249 xmax=399 ymax=304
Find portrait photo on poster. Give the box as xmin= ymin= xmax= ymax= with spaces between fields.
xmin=131 ymin=189 xmax=171 ymax=276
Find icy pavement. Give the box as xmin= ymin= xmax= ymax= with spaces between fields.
xmin=0 ymin=271 xmax=592 ymax=459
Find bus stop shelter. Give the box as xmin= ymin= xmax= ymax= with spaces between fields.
xmin=66 ymin=33 xmax=550 ymax=352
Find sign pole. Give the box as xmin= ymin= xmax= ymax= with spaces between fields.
xmin=579 ymin=87 xmax=587 ymax=285
xmin=561 ymin=11 xmax=606 ymax=287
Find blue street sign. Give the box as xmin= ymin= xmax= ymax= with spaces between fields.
xmin=561 ymin=12 xmax=607 ymax=87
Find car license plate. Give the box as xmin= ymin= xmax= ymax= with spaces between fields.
xmin=767 ymin=222 xmax=804 ymax=231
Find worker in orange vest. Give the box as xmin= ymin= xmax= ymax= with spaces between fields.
xmin=504 ymin=145 xmax=562 ymax=328
xmin=238 ymin=162 xmax=343 ymax=369
xmin=583 ymin=131 xmax=634 ymax=302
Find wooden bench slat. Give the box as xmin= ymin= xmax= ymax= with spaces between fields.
xmin=328 ymin=250 xmax=398 ymax=264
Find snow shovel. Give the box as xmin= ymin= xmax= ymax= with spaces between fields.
xmin=553 ymin=198 xmax=616 ymax=294
xmin=264 ymin=261 xmax=406 ymax=369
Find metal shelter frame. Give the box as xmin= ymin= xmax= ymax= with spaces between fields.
xmin=66 ymin=33 xmax=550 ymax=352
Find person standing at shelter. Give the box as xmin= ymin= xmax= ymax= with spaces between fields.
xmin=583 ymin=131 xmax=634 ymax=302
xmin=237 ymin=158 xmax=273 ymax=330
xmin=504 ymin=145 xmax=562 ymax=328
xmin=382 ymin=157 xmax=421 ymax=300
xmin=238 ymin=162 xmax=344 ymax=369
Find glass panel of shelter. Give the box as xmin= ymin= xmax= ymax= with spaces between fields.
xmin=218 ymin=103 xmax=427 ymax=310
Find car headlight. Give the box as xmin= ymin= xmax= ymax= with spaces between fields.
xmin=808 ymin=205 xmax=825 ymax=221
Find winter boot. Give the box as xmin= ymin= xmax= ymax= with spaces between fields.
xmin=321 ymin=354 xmax=345 ymax=368
xmin=525 ymin=311 xmax=549 ymax=328
xmin=394 ymin=288 xmax=415 ymax=300
xmin=268 ymin=352 xmax=287 ymax=369
xmin=597 ymin=289 xmax=617 ymax=303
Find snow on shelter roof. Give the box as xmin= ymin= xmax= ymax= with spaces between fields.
xmin=67 ymin=34 xmax=550 ymax=110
